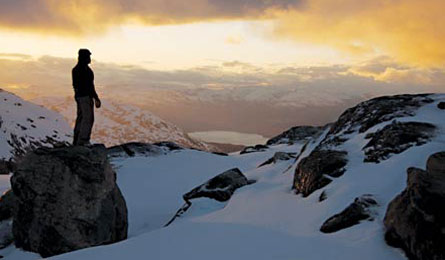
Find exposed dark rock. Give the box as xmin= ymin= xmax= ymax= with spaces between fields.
xmin=107 ymin=142 xmax=165 ymax=158
xmin=258 ymin=152 xmax=296 ymax=167
xmin=11 ymin=145 xmax=128 ymax=257
xmin=240 ymin=144 xmax=269 ymax=154
xmin=0 ymin=190 xmax=17 ymax=222
xmin=384 ymin=152 xmax=445 ymax=260
xmin=363 ymin=121 xmax=436 ymax=163
xmin=211 ymin=152 xmax=229 ymax=156
xmin=318 ymin=94 xmax=433 ymax=150
xmin=166 ymin=168 xmax=254 ymax=226
xmin=437 ymin=102 xmax=445 ymax=110
xmin=329 ymin=94 xmax=433 ymax=135
xmin=320 ymin=195 xmax=377 ymax=233
xmin=153 ymin=141 xmax=184 ymax=151
xmin=318 ymin=191 xmax=327 ymax=202
xmin=293 ymin=150 xmax=347 ymax=197
xmin=184 ymin=168 xmax=253 ymax=202
xmin=266 ymin=126 xmax=324 ymax=145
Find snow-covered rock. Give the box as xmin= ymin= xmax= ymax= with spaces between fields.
xmin=266 ymin=125 xmax=324 ymax=145
xmin=0 ymin=89 xmax=71 ymax=160
xmin=32 ymin=96 xmax=214 ymax=151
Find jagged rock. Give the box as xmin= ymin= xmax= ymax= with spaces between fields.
xmin=293 ymin=150 xmax=347 ymax=197
xmin=0 ymin=190 xmax=16 ymax=221
xmin=318 ymin=191 xmax=327 ymax=202
xmin=166 ymin=168 xmax=254 ymax=226
xmin=266 ymin=126 xmax=324 ymax=145
xmin=258 ymin=152 xmax=296 ymax=167
xmin=363 ymin=121 xmax=436 ymax=163
xmin=437 ymin=102 xmax=445 ymax=110
xmin=319 ymin=94 xmax=433 ymax=149
xmin=11 ymin=145 xmax=128 ymax=257
xmin=329 ymin=94 xmax=433 ymax=135
xmin=384 ymin=152 xmax=445 ymax=260
xmin=320 ymin=195 xmax=377 ymax=233
xmin=240 ymin=145 xmax=269 ymax=154
xmin=184 ymin=168 xmax=253 ymax=202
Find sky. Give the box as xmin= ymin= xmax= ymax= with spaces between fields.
xmin=0 ymin=0 xmax=444 ymax=136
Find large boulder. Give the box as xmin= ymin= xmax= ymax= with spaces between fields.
xmin=384 ymin=152 xmax=445 ymax=260
xmin=320 ymin=195 xmax=377 ymax=233
xmin=293 ymin=150 xmax=348 ymax=197
xmin=11 ymin=145 xmax=128 ymax=257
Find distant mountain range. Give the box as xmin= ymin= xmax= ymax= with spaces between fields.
xmin=32 ymin=96 xmax=214 ymax=151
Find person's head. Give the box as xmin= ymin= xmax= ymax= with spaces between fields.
xmin=78 ymin=49 xmax=91 ymax=65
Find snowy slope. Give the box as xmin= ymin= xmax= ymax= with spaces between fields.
xmin=1 ymin=93 xmax=445 ymax=259
xmin=32 ymin=96 xmax=213 ymax=151
xmin=0 ymin=89 xmax=71 ymax=160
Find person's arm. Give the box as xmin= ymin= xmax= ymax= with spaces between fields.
xmin=90 ymin=69 xmax=101 ymax=108
xmin=72 ymin=68 xmax=78 ymax=91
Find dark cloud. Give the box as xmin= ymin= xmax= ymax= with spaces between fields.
xmin=0 ymin=0 xmax=303 ymax=33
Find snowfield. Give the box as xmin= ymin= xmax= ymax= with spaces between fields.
xmin=1 ymin=94 xmax=445 ymax=259
xmin=0 ymin=90 xmax=72 ymax=160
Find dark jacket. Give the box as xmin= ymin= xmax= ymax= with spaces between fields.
xmin=72 ymin=64 xmax=99 ymax=99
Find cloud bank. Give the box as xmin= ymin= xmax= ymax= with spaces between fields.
xmin=0 ymin=54 xmax=442 ymax=136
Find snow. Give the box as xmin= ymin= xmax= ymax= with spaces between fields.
xmin=1 ymin=94 xmax=445 ymax=259
xmin=0 ymin=90 xmax=72 ymax=160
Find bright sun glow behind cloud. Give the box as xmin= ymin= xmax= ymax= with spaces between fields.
xmin=0 ymin=21 xmax=347 ymax=70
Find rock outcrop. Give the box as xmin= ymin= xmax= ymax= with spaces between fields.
xmin=363 ymin=121 xmax=436 ymax=163
xmin=266 ymin=126 xmax=324 ymax=145
xmin=258 ymin=152 xmax=296 ymax=168
xmin=293 ymin=150 xmax=347 ymax=197
xmin=292 ymin=94 xmax=434 ymax=198
xmin=320 ymin=195 xmax=377 ymax=233
xmin=11 ymin=145 xmax=128 ymax=257
xmin=183 ymin=168 xmax=253 ymax=202
xmin=166 ymin=168 xmax=254 ymax=226
xmin=240 ymin=145 xmax=269 ymax=155
xmin=384 ymin=152 xmax=445 ymax=260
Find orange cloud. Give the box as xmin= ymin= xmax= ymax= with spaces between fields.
xmin=268 ymin=0 xmax=445 ymax=67
xmin=0 ymin=0 xmax=301 ymax=34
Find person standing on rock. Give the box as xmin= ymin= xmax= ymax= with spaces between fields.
xmin=72 ymin=49 xmax=101 ymax=146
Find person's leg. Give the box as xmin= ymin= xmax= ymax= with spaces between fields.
xmin=73 ymin=97 xmax=83 ymax=145
xmin=77 ymin=97 xmax=95 ymax=145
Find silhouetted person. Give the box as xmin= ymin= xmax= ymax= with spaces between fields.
xmin=72 ymin=49 xmax=101 ymax=146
